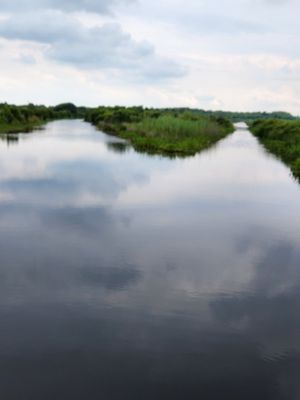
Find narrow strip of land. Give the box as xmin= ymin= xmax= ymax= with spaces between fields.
xmin=85 ymin=108 xmax=235 ymax=156
xmin=250 ymin=119 xmax=300 ymax=179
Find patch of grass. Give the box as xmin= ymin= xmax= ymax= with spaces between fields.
xmin=250 ymin=119 xmax=300 ymax=179
xmin=96 ymin=115 xmax=234 ymax=156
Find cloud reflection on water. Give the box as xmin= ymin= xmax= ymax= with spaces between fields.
xmin=0 ymin=120 xmax=300 ymax=399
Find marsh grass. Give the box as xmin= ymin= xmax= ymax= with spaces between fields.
xmin=251 ymin=119 xmax=300 ymax=179
xmin=117 ymin=115 xmax=233 ymax=156
xmin=130 ymin=116 xmax=220 ymax=138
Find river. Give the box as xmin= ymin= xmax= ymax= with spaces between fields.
xmin=0 ymin=120 xmax=300 ymax=399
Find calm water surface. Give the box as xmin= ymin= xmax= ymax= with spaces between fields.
xmin=1 ymin=120 xmax=300 ymax=399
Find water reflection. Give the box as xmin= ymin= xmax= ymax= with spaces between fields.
xmin=0 ymin=120 xmax=300 ymax=399
xmin=0 ymin=134 xmax=19 ymax=146
xmin=106 ymin=141 xmax=131 ymax=154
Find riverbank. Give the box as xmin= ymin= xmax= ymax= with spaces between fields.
xmin=0 ymin=102 xmax=84 ymax=135
xmin=0 ymin=121 xmax=44 ymax=134
xmin=250 ymin=119 xmax=300 ymax=179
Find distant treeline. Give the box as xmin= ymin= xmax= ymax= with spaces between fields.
xmin=161 ymin=108 xmax=296 ymax=123
xmin=85 ymin=106 xmax=296 ymax=124
xmin=85 ymin=106 xmax=239 ymax=126
xmin=0 ymin=103 xmax=296 ymax=134
xmin=251 ymin=119 xmax=300 ymax=179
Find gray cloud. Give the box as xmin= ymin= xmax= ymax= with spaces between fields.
xmin=0 ymin=11 xmax=78 ymax=43
xmin=0 ymin=11 xmax=185 ymax=80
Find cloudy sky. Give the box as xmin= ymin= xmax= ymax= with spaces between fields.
xmin=0 ymin=0 xmax=299 ymax=113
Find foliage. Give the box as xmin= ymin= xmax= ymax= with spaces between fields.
xmin=53 ymin=103 xmax=78 ymax=117
xmin=250 ymin=119 xmax=300 ymax=179
xmin=0 ymin=102 xmax=82 ymax=133
xmin=85 ymin=106 xmax=145 ymax=125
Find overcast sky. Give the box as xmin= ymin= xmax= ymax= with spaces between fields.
xmin=0 ymin=0 xmax=299 ymax=113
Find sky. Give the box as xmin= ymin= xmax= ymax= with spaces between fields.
xmin=0 ymin=0 xmax=299 ymax=113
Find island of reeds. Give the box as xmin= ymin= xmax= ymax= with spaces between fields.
xmin=85 ymin=107 xmax=237 ymax=156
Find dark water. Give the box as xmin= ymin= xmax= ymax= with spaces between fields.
xmin=1 ymin=120 xmax=300 ymax=399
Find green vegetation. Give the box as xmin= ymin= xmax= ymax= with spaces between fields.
xmin=0 ymin=102 xmax=85 ymax=134
xmin=86 ymin=106 xmax=296 ymax=126
xmin=86 ymin=106 xmax=234 ymax=156
xmin=251 ymin=119 xmax=300 ymax=179
xmin=86 ymin=106 xmax=297 ymax=156
xmin=165 ymin=109 xmax=295 ymax=123
xmin=0 ymin=104 xmax=46 ymax=133
xmin=122 ymin=115 xmax=233 ymax=155
xmin=2 ymin=102 xmax=298 ymax=164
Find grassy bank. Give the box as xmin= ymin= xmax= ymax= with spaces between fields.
xmin=87 ymin=107 xmax=234 ymax=156
xmin=0 ymin=120 xmax=44 ymax=134
xmin=251 ymin=119 xmax=300 ymax=179
xmin=0 ymin=102 xmax=86 ymax=134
